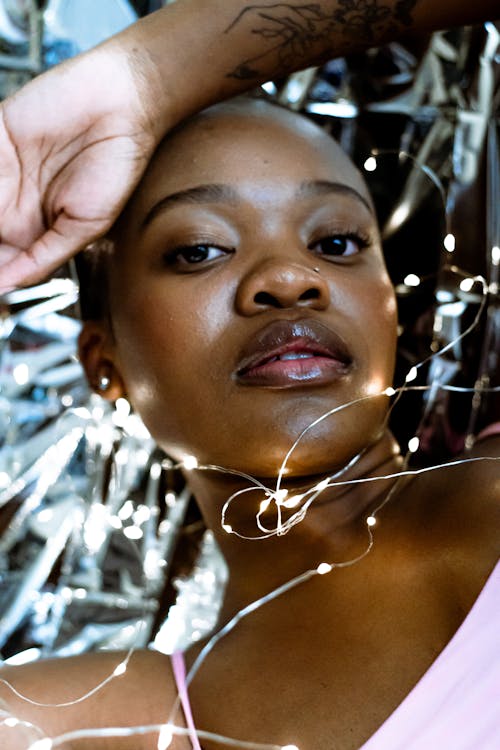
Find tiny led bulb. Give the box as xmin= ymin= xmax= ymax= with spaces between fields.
xmin=443 ymin=233 xmax=455 ymax=252
xmin=408 ymin=436 xmax=420 ymax=453
xmin=113 ymin=662 xmax=127 ymax=677
xmin=282 ymin=744 xmax=300 ymax=750
xmin=282 ymin=493 xmax=303 ymax=509
xmin=459 ymin=277 xmax=474 ymax=292
xmin=384 ymin=386 xmax=396 ymax=397
xmin=317 ymin=562 xmax=332 ymax=575
xmin=183 ymin=455 xmax=198 ymax=470
xmin=5 ymin=718 xmax=19 ymax=727
xmin=222 ymin=524 xmax=233 ymax=534
xmin=259 ymin=498 xmax=271 ymax=513
xmin=29 ymin=740 xmax=53 ymax=750
xmin=158 ymin=724 xmax=174 ymax=750
xmin=404 ymin=273 xmax=420 ymax=287
xmin=363 ymin=156 xmax=377 ymax=172
xmin=366 ymin=515 xmax=377 ymax=527
xmin=275 ymin=488 xmax=289 ymax=502
xmin=405 ymin=366 xmax=418 ymax=383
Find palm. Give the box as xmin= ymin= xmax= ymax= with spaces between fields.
xmin=0 ymin=48 xmax=157 ymax=291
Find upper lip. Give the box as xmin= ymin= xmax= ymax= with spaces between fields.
xmin=235 ymin=318 xmax=353 ymax=376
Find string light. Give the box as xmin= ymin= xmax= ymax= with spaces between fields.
xmin=24 ymin=723 xmax=303 ymax=750
xmin=113 ymin=662 xmax=127 ymax=677
xmin=405 ymin=367 xmax=418 ymax=383
xmin=403 ymin=273 xmax=420 ymax=287
xmin=281 ymin=494 xmax=304 ymax=509
xmin=28 ymin=740 xmax=53 ymax=750
xmin=3 ymin=401 xmax=498 ymax=748
xmin=459 ymin=277 xmax=475 ymax=292
xmin=3 ymin=373 xmax=499 ymax=750
xmin=363 ymin=156 xmax=377 ymax=171
xmin=407 ymin=436 xmax=420 ymax=453
xmin=443 ymin=233 xmax=456 ymax=252
xmin=157 ymin=723 xmax=173 ymax=750
xmin=183 ymin=455 xmax=199 ymax=470
xmin=317 ymin=562 xmax=332 ymax=575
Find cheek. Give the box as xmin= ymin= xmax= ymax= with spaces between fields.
xmin=110 ymin=281 xmax=233 ymax=455
xmin=335 ymin=271 xmax=397 ymax=380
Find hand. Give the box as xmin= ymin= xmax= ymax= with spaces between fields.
xmin=0 ymin=44 xmax=160 ymax=292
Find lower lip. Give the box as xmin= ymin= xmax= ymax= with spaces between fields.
xmin=237 ymin=355 xmax=351 ymax=388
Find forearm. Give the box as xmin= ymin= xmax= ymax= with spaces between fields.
xmin=112 ymin=0 xmax=499 ymax=138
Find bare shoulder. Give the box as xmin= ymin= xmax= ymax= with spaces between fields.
xmin=0 ymin=649 xmax=186 ymax=749
xmin=418 ymin=431 xmax=499 ymax=522
xmin=457 ymin=433 xmax=500 ymax=520
xmin=410 ymin=433 xmax=500 ymax=601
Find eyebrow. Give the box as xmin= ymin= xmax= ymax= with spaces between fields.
xmin=142 ymin=178 xmax=374 ymax=228
xmin=142 ymin=184 xmax=240 ymax=227
xmin=298 ymin=180 xmax=374 ymax=214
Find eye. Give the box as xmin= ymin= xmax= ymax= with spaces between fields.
xmin=164 ymin=243 xmax=230 ymax=267
xmin=309 ymin=233 xmax=368 ymax=258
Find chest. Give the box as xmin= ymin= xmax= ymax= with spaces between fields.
xmin=185 ymin=565 xmax=467 ymax=750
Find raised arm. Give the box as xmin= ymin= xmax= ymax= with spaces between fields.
xmin=0 ymin=650 xmax=182 ymax=749
xmin=0 ymin=0 xmax=497 ymax=291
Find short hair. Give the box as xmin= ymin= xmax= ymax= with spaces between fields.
xmin=75 ymin=238 xmax=113 ymax=321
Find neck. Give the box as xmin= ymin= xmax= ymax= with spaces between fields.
xmin=183 ymin=430 xmax=403 ymax=618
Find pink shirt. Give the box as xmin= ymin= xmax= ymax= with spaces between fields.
xmin=172 ymin=559 xmax=500 ymax=749
xmin=361 ymin=559 xmax=499 ymax=750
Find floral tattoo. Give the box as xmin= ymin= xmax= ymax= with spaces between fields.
xmin=225 ymin=1 xmax=419 ymax=79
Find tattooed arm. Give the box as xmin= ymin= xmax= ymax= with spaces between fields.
xmin=0 ymin=0 xmax=497 ymax=290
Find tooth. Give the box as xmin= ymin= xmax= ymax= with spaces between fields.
xmin=280 ymin=352 xmax=314 ymax=361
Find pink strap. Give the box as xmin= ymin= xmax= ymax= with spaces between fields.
xmin=171 ymin=651 xmax=203 ymax=750
xmin=475 ymin=421 xmax=500 ymax=441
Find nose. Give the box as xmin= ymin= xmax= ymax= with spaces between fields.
xmin=235 ymin=258 xmax=330 ymax=315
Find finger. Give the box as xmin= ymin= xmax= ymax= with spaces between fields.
xmin=0 ymin=215 xmax=111 ymax=293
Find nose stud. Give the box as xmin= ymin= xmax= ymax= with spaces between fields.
xmin=97 ymin=374 xmax=111 ymax=392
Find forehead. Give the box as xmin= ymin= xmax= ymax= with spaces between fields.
xmin=126 ymin=105 xmax=371 ymax=221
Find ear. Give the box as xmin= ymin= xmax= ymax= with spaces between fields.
xmin=78 ymin=321 xmax=126 ymax=402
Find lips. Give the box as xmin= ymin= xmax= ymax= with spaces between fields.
xmin=235 ymin=319 xmax=353 ymax=388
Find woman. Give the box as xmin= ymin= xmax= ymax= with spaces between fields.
xmin=0 ymin=98 xmax=498 ymax=750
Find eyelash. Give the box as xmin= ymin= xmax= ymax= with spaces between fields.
xmin=162 ymin=229 xmax=371 ymax=269
xmin=308 ymin=230 xmax=371 ymax=259
xmin=162 ymin=243 xmax=233 ymax=268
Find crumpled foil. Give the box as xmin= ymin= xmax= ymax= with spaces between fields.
xmin=0 ymin=14 xmax=498 ymax=665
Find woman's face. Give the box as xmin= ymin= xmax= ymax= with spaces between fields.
xmin=104 ymin=104 xmax=397 ymax=477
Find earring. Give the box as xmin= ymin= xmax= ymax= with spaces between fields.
xmin=97 ymin=374 xmax=111 ymax=392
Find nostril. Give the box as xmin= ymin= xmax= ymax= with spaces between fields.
xmin=299 ymin=288 xmax=320 ymax=302
xmin=254 ymin=291 xmax=279 ymax=307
